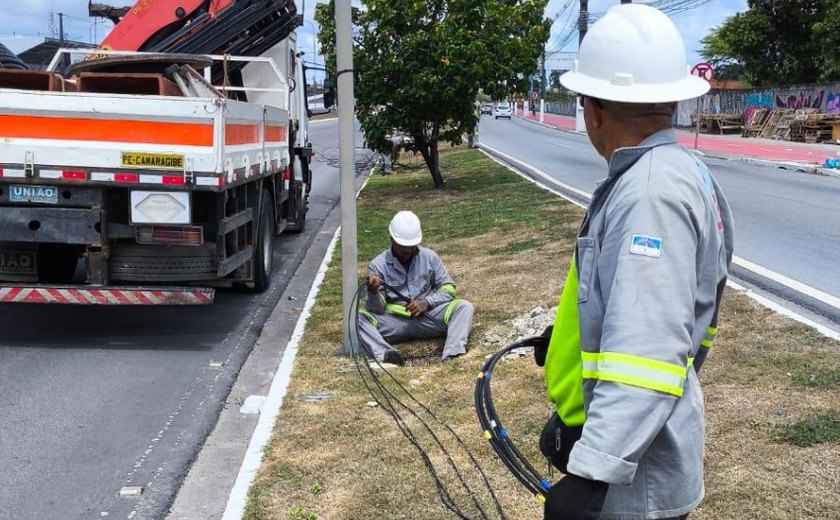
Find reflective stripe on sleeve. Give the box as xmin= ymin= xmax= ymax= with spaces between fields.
xmin=443 ymin=299 xmax=463 ymax=326
xmin=385 ymin=303 xmax=412 ymax=318
xmin=700 ymin=326 xmax=717 ymax=349
xmin=580 ymin=351 xmax=688 ymax=397
xmin=439 ymin=283 xmax=457 ymax=296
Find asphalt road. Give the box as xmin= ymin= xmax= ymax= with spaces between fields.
xmin=479 ymin=116 xmax=840 ymax=304
xmin=0 ymin=118 xmax=355 ymax=520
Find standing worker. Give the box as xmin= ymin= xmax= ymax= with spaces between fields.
xmin=534 ymin=5 xmax=734 ymax=519
xmin=358 ymin=211 xmax=474 ymax=366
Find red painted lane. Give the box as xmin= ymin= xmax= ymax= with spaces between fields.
xmin=517 ymin=112 xmax=838 ymax=165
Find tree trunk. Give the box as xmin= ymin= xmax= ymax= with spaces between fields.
xmin=414 ymin=131 xmax=445 ymax=189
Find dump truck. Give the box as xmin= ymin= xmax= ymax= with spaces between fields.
xmin=0 ymin=0 xmax=313 ymax=304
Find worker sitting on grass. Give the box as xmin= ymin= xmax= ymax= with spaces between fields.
xmin=358 ymin=210 xmax=474 ymax=366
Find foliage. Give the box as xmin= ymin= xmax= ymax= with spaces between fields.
xmin=700 ymin=0 xmax=838 ymax=86
xmin=315 ymin=0 xmax=550 ymax=187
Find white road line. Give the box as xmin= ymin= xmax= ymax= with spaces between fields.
xmin=482 ymin=143 xmax=840 ymax=314
xmin=731 ymin=257 xmax=840 ymax=311
xmin=481 ymin=143 xmax=593 ymax=203
xmin=221 ymin=225 xmax=341 ymax=520
xmin=728 ymin=280 xmax=840 ymax=342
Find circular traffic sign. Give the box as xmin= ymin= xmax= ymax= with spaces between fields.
xmin=691 ymin=62 xmax=714 ymax=82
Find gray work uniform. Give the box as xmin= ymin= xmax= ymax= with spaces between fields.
xmin=568 ymin=129 xmax=734 ymax=519
xmin=358 ymin=247 xmax=474 ymax=360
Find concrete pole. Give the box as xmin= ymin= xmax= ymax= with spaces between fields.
xmin=540 ymin=48 xmax=547 ymax=110
xmin=540 ymin=99 xmax=545 ymax=123
xmin=335 ymin=0 xmax=359 ymax=353
xmin=574 ymin=1 xmax=588 ymax=132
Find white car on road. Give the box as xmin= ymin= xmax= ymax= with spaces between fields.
xmin=494 ymin=104 xmax=512 ymax=119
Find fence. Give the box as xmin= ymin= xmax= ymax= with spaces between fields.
xmin=543 ymin=81 xmax=840 ymax=128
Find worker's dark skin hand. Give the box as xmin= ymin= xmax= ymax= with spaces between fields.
xmin=406 ymin=298 xmax=429 ymax=317
xmin=533 ymin=325 xmax=553 ymax=367
xmin=367 ymin=275 xmax=381 ymax=294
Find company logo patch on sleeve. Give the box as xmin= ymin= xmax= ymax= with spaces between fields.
xmin=629 ymin=234 xmax=662 ymax=258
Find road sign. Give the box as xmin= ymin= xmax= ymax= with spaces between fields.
xmin=691 ymin=62 xmax=714 ymax=82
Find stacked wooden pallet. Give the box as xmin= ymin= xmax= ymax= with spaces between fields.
xmin=742 ymin=108 xmax=770 ymax=137
xmin=697 ymin=114 xmax=743 ymax=134
xmin=789 ymin=112 xmax=840 ymax=143
xmin=755 ymin=109 xmax=793 ymax=139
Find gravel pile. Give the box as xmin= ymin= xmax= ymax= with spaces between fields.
xmin=483 ymin=305 xmax=556 ymax=348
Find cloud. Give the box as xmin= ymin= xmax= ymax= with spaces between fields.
xmin=545 ymin=0 xmax=748 ymax=70
xmin=4 ymin=0 xmax=747 ymax=73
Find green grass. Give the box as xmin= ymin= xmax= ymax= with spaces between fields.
xmin=489 ymin=238 xmax=542 ymax=255
xmin=791 ymin=368 xmax=840 ymax=388
xmin=773 ymin=412 xmax=840 ymax=447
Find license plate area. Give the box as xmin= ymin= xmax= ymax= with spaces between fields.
xmin=0 ymin=250 xmax=38 ymax=278
xmin=9 ymin=185 xmax=59 ymax=204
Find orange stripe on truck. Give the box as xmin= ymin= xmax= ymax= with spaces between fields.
xmin=265 ymin=125 xmax=286 ymax=142
xmin=0 ymin=114 xmax=214 ymax=146
xmin=225 ymin=124 xmax=260 ymax=146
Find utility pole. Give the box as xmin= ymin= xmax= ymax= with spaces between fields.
xmin=574 ymin=0 xmax=588 ymax=132
xmin=335 ymin=0 xmax=359 ymax=354
xmin=540 ymin=49 xmax=546 ymax=102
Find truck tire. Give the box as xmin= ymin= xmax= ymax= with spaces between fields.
xmin=286 ymin=182 xmax=306 ymax=234
xmin=285 ymin=154 xmax=307 ymax=234
xmin=252 ymin=188 xmax=275 ymax=292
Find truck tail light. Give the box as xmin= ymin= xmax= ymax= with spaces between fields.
xmin=136 ymin=226 xmax=203 ymax=246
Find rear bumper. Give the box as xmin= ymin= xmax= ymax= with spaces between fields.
xmin=0 ymin=285 xmax=214 ymax=305
xmin=0 ymin=206 xmax=103 ymax=245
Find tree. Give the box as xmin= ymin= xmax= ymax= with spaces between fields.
xmin=700 ymin=0 xmax=830 ymax=87
xmin=316 ymin=0 xmax=549 ymax=188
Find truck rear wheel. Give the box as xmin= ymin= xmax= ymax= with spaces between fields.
xmin=286 ymin=183 xmax=306 ymax=234
xmin=252 ymin=188 xmax=274 ymax=292
xmin=285 ymin=157 xmax=307 ymax=234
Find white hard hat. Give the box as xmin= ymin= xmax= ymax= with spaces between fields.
xmin=560 ymin=4 xmax=709 ymax=103
xmin=389 ymin=210 xmax=422 ymax=246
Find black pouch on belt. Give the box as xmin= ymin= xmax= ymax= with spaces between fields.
xmin=539 ymin=412 xmax=583 ymax=474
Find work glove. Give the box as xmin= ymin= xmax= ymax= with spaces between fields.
xmin=544 ymin=473 xmax=609 ymax=520
xmin=539 ymin=413 xmax=583 ymax=474
xmin=532 ymin=325 xmax=553 ymax=367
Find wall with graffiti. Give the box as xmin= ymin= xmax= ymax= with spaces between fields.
xmin=674 ymin=81 xmax=840 ymax=126
xmin=544 ymin=81 xmax=840 ymax=126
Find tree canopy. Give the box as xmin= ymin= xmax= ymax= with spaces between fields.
xmin=316 ymin=0 xmax=550 ymax=188
xmin=701 ymin=0 xmax=837 ymax=87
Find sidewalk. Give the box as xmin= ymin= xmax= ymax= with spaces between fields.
xmin=518 ymin=111 xmax=840 ymax=166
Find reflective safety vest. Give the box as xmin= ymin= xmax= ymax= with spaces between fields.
xmin=544 ymin=259 xmax=585 ymax=427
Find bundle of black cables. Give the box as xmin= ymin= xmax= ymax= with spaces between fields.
xmin=346 ymin=282 xmax=506 ymax=520
xmin=475 ymin=338 xmax=553 ymax=505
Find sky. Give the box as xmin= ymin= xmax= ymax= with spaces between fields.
xmin=1 ymin=0 xmax=748 ymax=73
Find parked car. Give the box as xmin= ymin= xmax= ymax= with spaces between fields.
xmin=480 ymin=103 xmax=493 ymax=115
xmin=494 ymin=104 xmax=512 ymax=119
